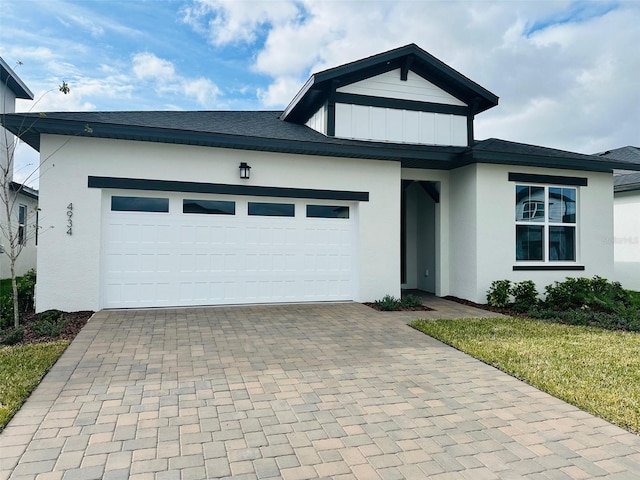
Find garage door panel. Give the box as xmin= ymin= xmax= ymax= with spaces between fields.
xmin=101 ymin=194 xmax=356 ymax=308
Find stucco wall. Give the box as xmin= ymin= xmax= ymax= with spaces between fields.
xmin=448 ymin=164 xmax=478 ymax=301
xmin=36 ymin=135 xmax=400 ymax=312
xmin=613 ymin=190 xmax=640 ymax=290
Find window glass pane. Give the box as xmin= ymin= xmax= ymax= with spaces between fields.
xmin=248 ymin=202 xmax=295 ymax=217
xmin=549 ymin=226 xmax=576 ymax=261
xmin=549 ymin=187 xmax=576 ymax=223
xmin=516 ymin=185 xmax=544 ymax=222
xmin=516 ymin=225 xmax=544 ymax=261
xmin=306 ymin=205 xmax=349 ymax=218
xmin=111 ymin=196 xmax=169 ymax=212
xmin=183 ymin=199 xmax=235 ymax=215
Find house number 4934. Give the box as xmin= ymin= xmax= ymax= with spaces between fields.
xmin=66 ymin=203 xmax=73 ymax=235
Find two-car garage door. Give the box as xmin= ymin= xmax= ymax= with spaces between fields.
xmin=100 ymin=192 xmax=356 ymax=308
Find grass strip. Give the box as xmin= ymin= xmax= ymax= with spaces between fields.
xmin=410 ymin=317 xmax=640 ymax=433
xmin=0 ymin=341 xmax=69 ymax=431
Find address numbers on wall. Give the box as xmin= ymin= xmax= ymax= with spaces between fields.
xmin=66 ymin=203 xmax=73 ymax=235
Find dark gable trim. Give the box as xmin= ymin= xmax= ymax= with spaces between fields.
xmin=508 ymin=172 xmax=588 ymax=187
xmin=88 ymin=176 xmax=369 ymax=202
xmin=513 ymin=265 xmax=585 ymax=271
xmin=334 ymin=93 xmax=468 ymax=116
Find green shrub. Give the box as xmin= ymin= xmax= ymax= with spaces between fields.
xmin=487 ymin=280 xmax=512 ymax=308
xmin=543 ymin=276 xmax=630 ymax=313
xmin=400 ymin=294 xmax=423 ymax=308
xmin=512 ymin=280 xmax=538 ymax=312
xmin=1 ymin=327 xmax=24 ymax=345
xmin=0 ymin=295 xmax=13 ymax=330
xmin=16 ymin=270 xmax=36 ymax=313
xmin=374 ymin=294 xmax=401 ymax=311
xmin=31 ymin=311 xmax=67 ymax=338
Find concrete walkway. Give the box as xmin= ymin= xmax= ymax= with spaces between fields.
xmin=1 ymin=301 xmax=638 ymax=479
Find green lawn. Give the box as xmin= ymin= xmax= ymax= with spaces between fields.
xmin=0 ymin=341 xmax=69 ymax=431
xmin=410 ymin=317 xmax=640 ymax=433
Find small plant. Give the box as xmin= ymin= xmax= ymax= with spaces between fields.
xmin=400 ymin=294 xmax=423 ymax=308
xmin=1 ymin=326 xmax=24 ymax=345
xmin=31 ymin=310 xmax=68 ymax=338
xmin=373 ymin=294 xmax=401 ymax=311
xmin=487 ymin=280 xmax=512 ymax=308
xmin=512 ymin=280 xmax=538 ymax=312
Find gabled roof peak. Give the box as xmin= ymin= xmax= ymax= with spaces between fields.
xmin=282 ymin=44 xmax=498 ymax=123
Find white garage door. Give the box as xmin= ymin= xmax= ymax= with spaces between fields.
xmin=101 ymin=192 xmax=356 ymax=308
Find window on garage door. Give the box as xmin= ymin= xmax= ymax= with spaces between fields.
xmin=248 ymin=202 xmax=295 ymax=217
xmin=183 ymin=199 xmax=235 ymax=215
xmin=111 ymin=196 xmax=169 ymax=212
xmin=306 ymin=205 xmax=350 ymax=218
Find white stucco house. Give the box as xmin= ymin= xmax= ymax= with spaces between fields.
xmin=0 ymin=57 xmax=38 ymax=280
xmin=2 ymin=44 xmax=639 ymax=312
xmin=597 ymin=146 xmax=640 ymax=291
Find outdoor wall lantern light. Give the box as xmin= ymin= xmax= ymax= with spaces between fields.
xmin=239 ymin=162 xmax=251 ymax=179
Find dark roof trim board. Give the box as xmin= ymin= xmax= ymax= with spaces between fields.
xmin=0 ymin=57 xmax=34 ymax=100
xmin=508 ymin=172 xmax=588 ymax=187
xmin=281 ymin=44 xmax=499 ymax=124
xmin=88 ymin=176 xmax=370 ymax=202
xmin=334 ymin=93 xmax=469 ymax=115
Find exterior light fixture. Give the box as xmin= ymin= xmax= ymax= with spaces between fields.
xmin=239 ymin=162 xmax=251 ymax=179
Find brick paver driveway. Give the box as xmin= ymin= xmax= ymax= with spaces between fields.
xmin=1 ymin=303 xmax=639 ymax=479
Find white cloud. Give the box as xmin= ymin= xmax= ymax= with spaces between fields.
xmin=182 ymin=78 xmax=222 ymax=106
xmin=182 ymin=0 xmax=302 ymax=45
xmin=131 ymin=52 xmax=221 ymax=107
xmin=132 ymin=52 xmax=176 ymax=81
xmin=183 ymin=0 xmax=639 ymax=153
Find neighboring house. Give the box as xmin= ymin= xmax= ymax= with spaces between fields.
xmin=2 ymin=44 xmax=639 ymax=312
xmin=597 ymin=146 xmax=640 ymax=291
xmin=0 ymin=57 xmax=38 ymax=280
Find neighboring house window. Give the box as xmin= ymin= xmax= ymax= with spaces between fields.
xmin=18 ymin=204 xmax=27 ymax=246
xmin=515 ymin=185 xmax=577 ymax=262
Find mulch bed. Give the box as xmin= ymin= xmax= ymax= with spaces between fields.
xmin=443 ymin=296 xmax=525 ymax=317
xmin=9 ymin=311 xmax=94 ymax=345
xmin=364 ymin=303 xmax=435 ymax=312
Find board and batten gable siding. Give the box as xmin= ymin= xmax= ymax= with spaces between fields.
xmin=337 ymin=69 xmax=467 ymax=105
xmin=333 ymin=69 xmax=468 ymax=146
xmin=335 ymin=104 xmax=467 ymax=146
xmin=35 ymin=134 xmax=400 ymax=312
xmin=305 ymin=103 xmax=327 ymax=135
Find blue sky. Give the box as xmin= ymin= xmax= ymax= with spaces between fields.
xmin=1 ymin=0 xmax=639 ymax=183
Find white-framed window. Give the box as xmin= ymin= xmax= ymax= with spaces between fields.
xmin=515 ymin=185 xmax=577 ymax=262
xmin=18 ymin=204 xmax=27 ymax=246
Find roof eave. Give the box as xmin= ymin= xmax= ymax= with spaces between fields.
xmin=472 ymin=149 xmax=638 ymax=173
xmin=0 ymin=58 xmax=34 ymax=100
